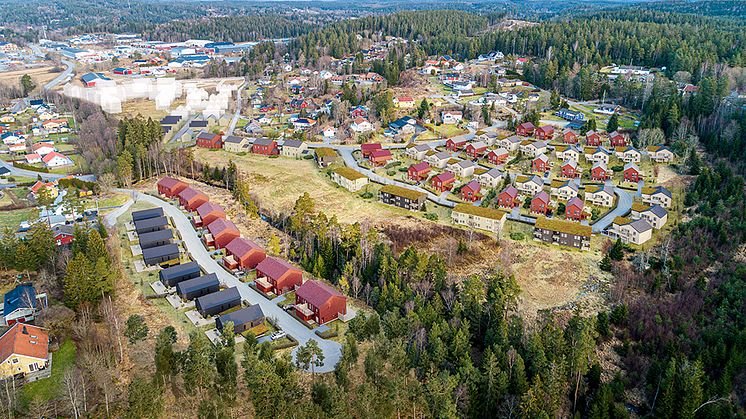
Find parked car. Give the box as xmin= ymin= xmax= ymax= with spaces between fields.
xmin=270 ymin=331 xmax=287 ymax=341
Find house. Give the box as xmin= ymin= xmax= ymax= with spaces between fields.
xmin=532 ymin=154 xmax=549 ymax=173
xmin=3 ymin=284 xmax=46 ymax=327
xmin=195 ymin=202 xmax=226 ymax=227
xmin=360 ymin=143 xmax=383 ymax=157
xmin=520 ymin=140 xmax=547 ymax=157
xmin=31 ymin=142 xmax=55 ymax=156
xmin=388 ymin=116 xmax=423 ymax=136
xmin=499 ymin=135 xmax=523 ymax=152
xmin=478 ymin=131 xmax=500 ymax=146
xmin=206 ymin=218 xmax=240 ymax=249
xmin=157 ymin=177 xmax=188 ymax=198
xmin=590 ymin=162 xmax=611 ymax=181
xmin=295 ymin=280 xmax=347 ymax=324
xmin=315 ymin=147 xmax=338 ymax=168
xmin=461 ymin=180 xmax=481 ymax=202
xmin=42 ymin=152 xmax=73 ymax=168
xmin=609 ymin=131 xmax=627 ymax=147
xmin=331 ymin=167 xmax=369 ymax=192
xmin=196 ymin=132 xmax=222 ymax=149
xmin=615 ymin=146 xmax=641 ymax=163
xmin=176 ymin=274 xmax=221 ymax=301
xmin=30 ymin=181 xmax=58 ymax=199
xmin=196 ymin=287 xmax=241 ymax=317
xmin=641 ymin=186 xmax=672 ymax=208
xmin=623 ymin=163 xmax=642 ymax=182
xmin=0 ymin=324 xmax=49 ymax=380
xmin=516 ymin=122 xmax=536 ymax=136
xmin=160 ymin=262 xmax=201 ymax=288
xmin=142 ymin=243 xmax=180 ymax=266
xmin=292 ymin=118 xmax=316 ymax=130
xmin=515 ymin=175 xmax=544 ymax=196
xmin=550 ymin=180 xmax=579 ymax=201
xmin=350 ymin=118 xmax=374 ymax=133
xmin=223 ymin=136 xmax=248 ymax=153
xmin=565 ymin=197 xmax=586 ymax=220
xmin=53 ymin=225 xmax=75 ymax=246
xmin=486 ymin=148 xmax=509 ymax=165
xmin=80 ymin=72 xmax=110 ymax=87
xmin=646 ymin=145 xmax=675 ymax=163
xmin=178 ymin=187 xmax=209 ymax=211
xmin=281 ymin=139 xmax=308 ymax=158
xmin=586 ymin=147 xmax=611 ymax=165
xmin=255 ymin=257 xmax=303 ymax=295
xmin=535 ymin=125 xmax=555 ymax=141
xmin=369 ymin=149 xmax=393 ymax=166
xmin=530 ymin=191 xmax=551 ymax=215
xmin=408 ymin=162 xmax=431 ymax=181
xmin=556 ymin=108 xmax=584 ymax=122
xmin=322 ymin=126 xmax=337 ymax=139
xmin=555 ymin=145 xmax=581 ymax=162
xmin=216 ymin=305 xmax=265 ymax=334
xmin=224 ymin=238 xmax=266 ymax=270
xmin=560 ymin=160 xmax=581 ymax=178
xmin=441 ymin=110 xmax=463 ymax=125
xmin=252 ymin=138 xmax=278 ymax=155
xmin=426 ymin=151 xmax=452 ymax=168
xmin=586 ymin=131 xmax=602 ymax=146
xmin=446 ymin=137 xmax=469 ymax=151
xmin=533 ymin=217 xmax=592 ymax=250
xmin=611 ymin=217 xmax=653 ymax=245
xmin=8 ymin=143 xmax=26 ymax=153
xmin=498 ymin=185 xmax=519 ymax=208
xmin=584 ymin=184 xmax=615 ymax=207
xmin=138 ymin=229 xmax=173 ymax=250
xmin=446 ymin=160 xmax=478 ymax=178
xmin=474 ymin=167 xmax=504 ymax=188
xmin=465 ymin=141 xmax=488 ymax=159
xmin=563 ymin=129 xmax=579 ymax=144
xmin=452 ymin=204 xmax=507 ymax=235
xmin=431 ymin=172 xmax=456 ymax=192
xmin=394 ymin=97 xmax=416 ymax=109
xmin=631 ymin=203 xmax=668 ymax=229
xmin=406 ymin=144 xmax=432 ymax=160
xmin=132 ymin=207 xmax=164 ymax=222
xmin=350 ymin=106 xmax=369 ymax=119
xmin=379 ymin=185 xmax=426 ymax=211
xmin=134 ymin=216 xmax=168 ymax=234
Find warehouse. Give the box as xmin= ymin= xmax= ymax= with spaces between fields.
xmin=216 ymin=304 xmax=265 ymax=334
xmin=138 ymin=229 xmax=173 ymax=250
xmin=159 ymin=261 xmax=201 ymax=287
xmin=142 ymin=243 xmax=180 ymax=266
xmin=134 ymin=216 xmax=168 ymax=234
xmin=195 ymin=287 xmax=241 ymax=317
xmin=176 ymin=273 xmax=220 ymax=300
xmin=131 ymin=207 xmax=164 ymax=222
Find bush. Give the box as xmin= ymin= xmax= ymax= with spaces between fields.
xmin=424 ymin=212 xmax=438 ymax=221
xmin=12 ymin=161 xmax=49 ymax=173
xmin=359 ymin=191 xmax=374 ymax=199
xmin=124 ymin=314 xmax=149 ymax=344
xmin=510 ymin=232 xmax=525 ymax=240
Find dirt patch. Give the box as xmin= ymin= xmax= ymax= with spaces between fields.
xmin=0 ymin=66 xmax=59 ymax=93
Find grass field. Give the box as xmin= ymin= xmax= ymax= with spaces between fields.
xmin=0 ymin=207 xmax=37 ymax=229
xmin=0 ymin=66 xmax=59 ymax=94
xmin=20 ymin=339 xmax=76 ymax=407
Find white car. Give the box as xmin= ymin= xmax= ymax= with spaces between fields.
xmin=270 ymin=331 xmax=287 ymax=341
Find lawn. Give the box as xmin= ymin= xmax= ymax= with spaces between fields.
xmin=0 ymin=207 xmax=37 ymax=229
xmin=20 ymin=339 xmax=76 ymax=407
xmin=424 ymin=123 xmax=467 ymax=139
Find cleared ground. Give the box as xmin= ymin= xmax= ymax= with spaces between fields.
xmin=0 ymin=66 xmax=59 ymax=93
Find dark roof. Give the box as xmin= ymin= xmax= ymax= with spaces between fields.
xmin=131 ymin=207 xmax=164 ymax=222
xmin=196 ymin=287 xmax=241 ymax=311
xmin=296 ymin=280 xmax=343 ymax=308
xmin=218 ymin=305 xmax=264 ymax=327
xmin=138 ymin=229 xmax=173 ymax=245
xmin=190 ymin=120 xmax=208 ymax=128
xmin=283 ymin=139 xmax=303 ymax=148
xmin=176 ymin=273 xmax=219 ymax=295
xmin=141 ymin=243 xmax=179 ymax=261
xmin=3 ymin=284 xmax=36 ymax=316
xmin=253 ymin=138 xmax=275 ymax=147
xmin=160 ymin=261 xmax=200 ymax=281
xmin=134 ymin=216 xmax=168 ymax=231
xmin=160 ymin=115 xmax=182 ymax=125
xmin=223 ymin=135 xmax=243 ymax=144
xmin=256 ymin=257 xmax=299 ymax=280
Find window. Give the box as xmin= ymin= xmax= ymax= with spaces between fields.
xmin=12 ymin=358 xmax=18 ymax=364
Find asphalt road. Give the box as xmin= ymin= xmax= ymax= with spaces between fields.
xmin=44 ymin=59 xmax=75 ymax=90
xmin=226 ymin=81 xmax=246 ymax=136
xmin=0 ymin=159 xmax=96 ymax=182
xmin=117 ymin=190 xmax=342 ymax=372
xmin=591 ymin=181 xmax=634 ymax=233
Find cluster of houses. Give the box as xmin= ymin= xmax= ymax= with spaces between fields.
xmin=0 ymin=283 xmax=51 ymax=381
xmin=202 ymin=129 xmax=311 ymax=159
xmin=1 ymin=100 xmax=75 ymax=168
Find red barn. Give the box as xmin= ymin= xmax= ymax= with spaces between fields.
xmin=609 ymin=131 xmax=626 ymax=147
xmin=530 ymin=191 xmax=550 ymax=215
xmin=252 ymin=138 xmax=278 ymax=155
xmin=295 ymin=280 xmax=347 ymax=325
xmin=196 ymin=132 xmax=222 ymax=149
xmin=446 ymin=137 xmax=468 ymax=151
xmin=586 ymin=131 xmax=601 ymax=146
xmin=461 ymin=180 xmax=481 ymax=202
xmin=369 ymin=149 xmax=393 ymax=166
xmin=255 ymin=257 xmax=303 ymax=295
xmin=408 ymin=162 xmax=431 ymax=181
xmin=224 ymin=237 xmax=266 ymax=270
xmin=561 ymin=160 xmax=580 ymax=178
xmin=590 ymin=164 xmax=610 ymax=181
xmin=623 ymin=164 xmax=641 ymax=182
xmin=195 ymin=202 xmax=226 ymax=227
xmin=498 ymin=185 xmax=519 ymax=208
xmin=516 ymin=122 xmax=536 ymax=137
xmin=157 ymin=177 xmax=187 ymax=198
xmin=565 ymin=197 xmax=585 ymax=220
xmin=563 ymin=129 xmax=578 ymax=144
xmin=206 ymin=218 xmax=240 ymax=249
xmin=431 ymin=172 xmax=455 ymax=192
xmin=532 ymin=154 xmax=549 ymax=173
xmin=178 ymin=187 xmax=209 ymax=211
xmin=535 ymin=125 xmax=555 ymax=140
xmin=464 ymin=142 xmax=488 ymax=158
xmin=360 ymin=143 xmax=382 ymax=157
xmin=486 ymin=149 xmax=509 ymax=165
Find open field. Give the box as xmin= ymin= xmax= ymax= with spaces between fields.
xmin=0 ymin=207 xmax=37 ymax=229
xmin=0 ymin=66 xmax=60 ymax=94
xmin=20 ymin=339 xmax=76 ymax=408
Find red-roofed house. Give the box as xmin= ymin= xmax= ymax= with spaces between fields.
xmin=498 ymin=186 xmax=519 ymax=208
xmin=586 ymin=131 xmax=601 ymax=146
xmin=194 ymin=202 xmax=226 ymax=227
xmin=516 ymin=122 xmax=536 ymax=137
xmin=0 ymin=324 xmax=49 ymax=379
xmin=31 ymin=142 xmax=55 ymax=155
xmin=25 ymin=153 xmax=41 ymax=164
xmin=565 ymin=197 xmax=585 ymax=220
xmin=486 ymin=149 xmax=509 ymax=165
xmin=360 ymin=143 xmax=382 ymax=157
xmin=446 ymin=137 xmax=468 ymax=151
xmin=255 ymin=257 xmax=302 ymax=295
xmin=369 ymin=149 xmax=393 ymax=166
xmin=535 ymin=125 xmax=555 ymax=140
xmin=609 ymin=131 xmax=627 ymax=147
xmin=206 ymin=218 xmax=240 ymax=249
xmin=157 ymin=177 xmax=188 ymax=198
xmin=224 ymin=237 xmax=266 ymax=270
xmin=42 ymin=152 xmax=73 ymax=168
xmin=408 ymin=162 xmax=431 ymax=181
xmin=563 ymin=129 xmax=578 ymax=144
xmin=295 ymin=280 xmax=347 ymax=324
xmin=530 ymin=191 xmax=550 ymax=215
xmin=431 ymin=172 xmax=455 ymax=192
xmin=178 ymin=187 xmax=209 ymax=211
xmin=461 ymin=180 xmax=481 ymax=202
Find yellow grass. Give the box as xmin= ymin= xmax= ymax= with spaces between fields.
xmin=0 ymin=66 xmax=59 ymax=93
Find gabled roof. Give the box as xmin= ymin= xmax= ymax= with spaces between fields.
xmin=42 ymin=152 xmax=71 ymax=164
xmin=432 ymin=171 xmax=455 ymax=182
xmin=532 ymin=191 xmax=550 ymax=204
xmin=218 ymin=304 xmax=264 ymax=327
xmin=463 ymin=180 xmax=480 ymax=192
xmin=296 ymin=280 xmax=344 ymax=308
xmin=642 ymin=185 xmax=672 ymax=198
xmin=3 ymin=284 xmax=36 ymax=316
xmin=157 ymin=176 xmax=185 ymax=190
xmin=0 ymin=324 xmax=49 ymax=363
xmin=223 ymin=135 xmax=244 ymax=144
xmin=160 ymin=261 xmax=200 ymax=281
xmin=207 ymin=218 xmax=238 ymax=236
xmin=644 ymin=204 xmax=668 ymax=218
xmin=178 ymin=187 xmax=207 ymax=202
xmin=196 ymin=287 xmax=240 ymax=310
xmin=283 ymin=139 xmax=304 ymax=148
xmin=567 ymin=196 xmax=584 ymax=209
xmin=177 ymin=273 xmax=219 ymax=295
xmin=256 ymin=257 xmax=300 ymax=280
xmin=478 ymin=167 xmax=503 ymax=179
xmin=500 ymin=185 xmax=518 ymax=198
xmin=225 ymin=237 xmax=263 ymax=258
xmin=196 ymin=202 xmax=225 ymax=219
xmin=410 ymin=162 xmax=430 ymax=172
xmin=254 ymin=138 xmax=276 ymax=147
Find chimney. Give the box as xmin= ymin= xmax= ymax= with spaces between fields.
xmin=21 ymin=326 xmax=28 ymax=335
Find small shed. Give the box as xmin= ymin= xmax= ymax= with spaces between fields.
xmin=131 ymin=207 xmax=164 ymax=222
xmin=195 ymin=287 xmax=241 ymax=317
xmin=138 ymin=229 xmax=173 ymax=249
xmin=159 ymin=261 xmax=201 ymax=287
xmin=176 ymin=273 xmax=220 ymax=300
xmin=134 ymin=216 xmax=168 ymax=234
xmin=142 ymin=243 xmax=180 ymax=266
xmin=216 ymin=304 xmax=265 ymax=334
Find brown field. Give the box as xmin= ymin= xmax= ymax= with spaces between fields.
xmin=119 ymin=98 xmax=186 ymax=121
xmin=0 ymin=66 xmax=59 ymax=93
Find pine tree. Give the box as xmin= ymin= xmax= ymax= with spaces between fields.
xmin=606 ymin=113 xmax=619 ymax=133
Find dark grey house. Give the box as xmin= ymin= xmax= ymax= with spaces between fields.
xmin=134 ymin=216 xmax=168 ymax=234
xmin=159 ymin=261 xmax=201 ymax=287
xmin=216 ymin=304 xmax=265 ymax=334
xmin=131 ymin=207 xmax=164 ymax=222
xmin=138 ymin=229 xmax=173 ymax=249
xmin=195 ymin=287 xmax=241 ymax=317
xmin=142 ymin=243 xmax=180 ymax=266
xmin=379 ymin=185 xmax=426 ymax=211
xmin=176 ymin=273 xmax=220 ymax=300
xmin=533 ymin=217 xmax=592 ymax=251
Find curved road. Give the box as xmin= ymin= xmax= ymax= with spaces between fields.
xmin=591 ymin=181 xmax=634 ymax=233
xmin=0 ymin=159 xmax=95 ymax=182
xmin=114 ymin=190 xmax=342 ymax=372
xmin=44 ymin=59 xmax=75 ymax=90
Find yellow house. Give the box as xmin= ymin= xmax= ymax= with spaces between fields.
xmin=0 ymin=115 xmax=15 ymax=123
xmin=0 ymin=324 xmax=50 ymax=379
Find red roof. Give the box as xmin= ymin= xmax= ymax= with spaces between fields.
xmin=361 ymin=143 xmax=382 ymax=152
xmin=410 ymin=162 xmax=430 ymax=172
xmin=207 ymin=218 xmax=238 ymax=236
xmin=42 ymin=151 xmax=69 ymax=164
xmin=538 ymin=125 xmax=554 ymax=134
xmin=256 ymin=257 xmax=300 ymax=280
xmin=296 ymin=280 xmax=343 ymax=308
xmin=158 ymin=176 xmax=185 ymax=190
xmin=225 ymin=237 xmax=262 ymax=258
xmin=518 ymin=122 xmax=535 ymax=130
xmin=567 ymin=197 xmax=584 ymax=209
xmin=432 ymin=172 xmax=455 ymax=182
xmin=501 ymin=185 xmax=518 ymax=198
xmin=0 ymin=324 xmax=49 ymax=363
xmin=370 ymin=149 xmax=392 ymax=158
xmin=31 ymin=142 xmax=54 ymax=151
xmin=178 ymin=187 xmax=207 ymax=202
xmin=532 ymin=191 xmax=550 ymax=204
xmin=196 ymin=202 xmax=225 ymax=219
xmin=463 ymin=180 xmax=480 ymax=193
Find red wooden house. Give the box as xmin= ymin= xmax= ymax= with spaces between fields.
xmin=157 ymin=177 xmax=187 ymax=198
xmin=252 ymin=138 xmax=278 ymax=155
xmin=486 ymin=148 xmax=509 ymax=165
xmin=54 ymin=226 xmax=75 ymax=246
xmin=563 ymin=129 xmax=578 ymax=144
xmin=446 ymin=137 xmax=468 ymax=151
xmin=369 ymin=149 xmax=393 ymax=166
xmin=255 ymin=257 xmax=303 ymax=295
xmin=535 ymin=125 xmax=555 ymax=140
xmin=195 ymin=202 xmax=226 ymax=227
xmin=223 ymin=237 xmax=266 ymax=270
xmin=407 ymin=162 xmax=431 ymax=181
xmin=530 ymin=191 xmax=551 ymax=215
xmin=196 ymin=132 xmax=223 ymax=149
xmin=465 ymin=142 xmax=488 ymax=158
xmin=498 ymin=185 xmax=519 ymax=208
xmin=206 ymin=218 xmax=240 ymax=249
xmin=360 ymin=143 xmax=382 ymax=157
xmin=532 ymin=154 xmax=549 ymax=173
xmin=586 ymin=131 xmax=601 ymax=146
xmin=431 ymin=172 xmax=455 ymax=192
xmin=561 ymin=160 xmax=580 ymax=178
xmin=461 ymin=180 xmax=481 ymax=202
xmin=350 ymin=106 xmax=368 ymax=119
xmin=295 ymin=280 xmax=347 ymax=325
xmin=565 ymin=197 xmax=585 ymax=220
xmin=609 ymin=131 xmax=627 ymax=147
xmin=516 ymin=122 xmax=536 ymax=136
xmin=623 ymin=163 xmax=642 ymax=182
xmin=590 ymin=163 xmax=610 ymax=181
xmin=178 ymin=187 xmax=209 ymax=211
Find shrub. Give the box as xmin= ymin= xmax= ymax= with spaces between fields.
xmin=424 ymin=212 xmax=438 ymax=221
xmin=510 ymin=232 xmax=525 ymax=240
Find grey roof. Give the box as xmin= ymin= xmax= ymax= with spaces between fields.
xmin=138 ymin=229 xmax=173 ymax=245
xmin=190 ymin=120 xmax=208 ymax=128
xmin=160 ymin=115 xmax=181 ymax=125
xmin=160 ymin=261 xmax=201 ymax=281
xmin=218 ymin=304 xmax=265 ymax=327
xmin=142 ymin=243 xmax=179 ymax=260
xmin=196 ymin=287 xmax=241 ymax=311
xmin=132 ymin=207 xmax=164 ymax=222
xmin=223 ymin=135 xmax=243 ymax=144
xmin=645 ymin=204 xmax=668 ymax=218
xmin=253 ymin=138 xmax=274 ymax=146
xmin=480 ymin=167 xmax=503 ymax=179
xmin=628 ymin=218 xmax=653 ymax=233
xmin=177 ymin=273 xmax=219 ymax=295
xmin=283 ymin=139 xmax=303 ymax=148
xmin=134 ymin=216 xmax=168 ymax=231
xmin=652 ymin=186 xmax=672 ymax=198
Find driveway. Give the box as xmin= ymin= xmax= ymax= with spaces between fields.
xmin=116 ymin=190 xmax=342 ymax=372
xmin=590 ymin=180 xmax=633 ymax=233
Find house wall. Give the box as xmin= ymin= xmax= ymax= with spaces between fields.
xmin=452 ymin=211 xmax=505 ymax=235
xmin=0 ymin=354 xmax=48 ymax=379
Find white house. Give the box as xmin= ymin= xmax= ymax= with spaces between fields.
xmin=350 ymin=118 xmax=374 ymax=133
xmin=441 ymin=110 xmax=463 ymax=125
xmin=42 ymin=152 xmax=74 ymax=168
xmin=584 ymin=184 xmax=615 ymax=207
xmin=611 ymin=217 xmax=653 ymax=245
xmin=646 ymin=145 xmax=675 ymax=163
xmin=641 ymin=186 xmax=672 ymax=208
xmin=515 ymin=174 xmax=543 ymax=196
xmin=474 ymin=167 xmax=504 ymax=188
